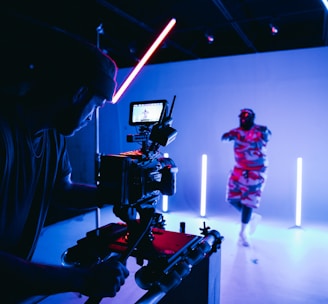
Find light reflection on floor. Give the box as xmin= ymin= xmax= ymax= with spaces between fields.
xmin=33 ymin=206 xmax=328 ymax=304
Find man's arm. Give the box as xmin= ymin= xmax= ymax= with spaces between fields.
xmin=221 ymin=129 xmax=238 ymax=141
xmin=0 ymin=249 xmax=128 ymax=301
xmin=258 ymin=125 xmax=272 ymax=142
xmin=53 ymin=173 xmax=109 ymax=209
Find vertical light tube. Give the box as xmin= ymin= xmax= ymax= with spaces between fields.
xmin=162 ymin=153 xmax=169 ymax=212
xmin=162 ymin=195 xmax=168 ymax=213
xmin=295 ymin=157 xmax=303 ymax=227
xmin=112 ymin=18 xmax=176 ymax=104
xmin=200 ymin=154 xmax=208 ymax=217
xmin=322 ymin=0 xmax=328 ymax=10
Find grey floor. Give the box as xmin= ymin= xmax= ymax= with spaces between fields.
xmin=32 ymin=206 xmax=328 ymax=304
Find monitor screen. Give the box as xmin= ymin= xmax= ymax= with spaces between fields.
xmin=129 ymin=100 xmax=166 ymax=126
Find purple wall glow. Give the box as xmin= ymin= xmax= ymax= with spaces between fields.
xmin=68 ymin=46 xmax=328 ymax=224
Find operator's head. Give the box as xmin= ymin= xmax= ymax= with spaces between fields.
xmin=239 ymin=108 xmax=255 ymax=130
xmin=1 ymin=22 xmax=117 ymax=104
xmin=1 ymin=22 xmax=118 ymax=136
xmin=45 ymin=38 xmax=118 ymax=136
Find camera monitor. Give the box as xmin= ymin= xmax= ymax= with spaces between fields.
xmin=129 ymin=100 xmax=167 ymax=126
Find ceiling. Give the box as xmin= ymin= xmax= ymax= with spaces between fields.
xmin=3 ymin=0 xmax=328 ymax=68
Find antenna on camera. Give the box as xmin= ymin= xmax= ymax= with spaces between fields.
xmin=149 ymin=96 xmax=177 ymax=147
xmin=168 ymin=95 xmax=176 ymax=119
xmin=158 ymin=95 xmax=175 ymax=129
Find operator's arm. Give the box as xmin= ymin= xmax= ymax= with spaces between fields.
xmin=53 ymin=173 xmax=108 ymax=209
xmin=0 ymin=249 xmax=129 ymax=302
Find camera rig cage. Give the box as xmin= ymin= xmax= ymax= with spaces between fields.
xmin=62 ymin=96 xmax=223 ymax=303
xmin=97 ymin=97 xmax=178 ymax=212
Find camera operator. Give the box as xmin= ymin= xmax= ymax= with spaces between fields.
xmin=0 ymin=18 xmax=129 ymax=302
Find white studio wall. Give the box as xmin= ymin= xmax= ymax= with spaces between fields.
xmin=68 ymin=46 xmax=328 ymax=225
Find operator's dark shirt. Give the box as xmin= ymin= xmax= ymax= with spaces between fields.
xmin=0 ymin=106 xmax=71 ymax=260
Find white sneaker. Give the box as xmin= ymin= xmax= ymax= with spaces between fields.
xmin=249 ymin=213 xmax=262 ymax=235
xmin=239 ymin=232 xmax=250 ymax=247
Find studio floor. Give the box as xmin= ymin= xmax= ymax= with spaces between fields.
xmin=32 ymin=206 xmax=328 ymax=304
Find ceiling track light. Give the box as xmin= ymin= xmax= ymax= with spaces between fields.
xmin=205 ymin=31 xmax=215 ymax=44
xmin=269 ymin=23 xmax=279 ymax=36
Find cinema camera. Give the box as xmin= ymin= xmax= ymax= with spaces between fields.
xmin=62 ymin=96 xmax=179 ymax=265
xmin=97 ymin=97 xmax=178 ymax=214
xmin=62 ymin=97 xmax=223 ymax=303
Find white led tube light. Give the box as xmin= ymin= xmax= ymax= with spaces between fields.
xmin=200 ymin=154 xmax=207 ymax=217
xmin=295 ymin=157 xmax=303 ymax=227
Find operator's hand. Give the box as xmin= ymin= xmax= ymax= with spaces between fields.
xmin=82 ymin=255 xmax=129 ymax=298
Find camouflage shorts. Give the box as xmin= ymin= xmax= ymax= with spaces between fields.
xmin=226 ymin=167 xmax=267 ymax=208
